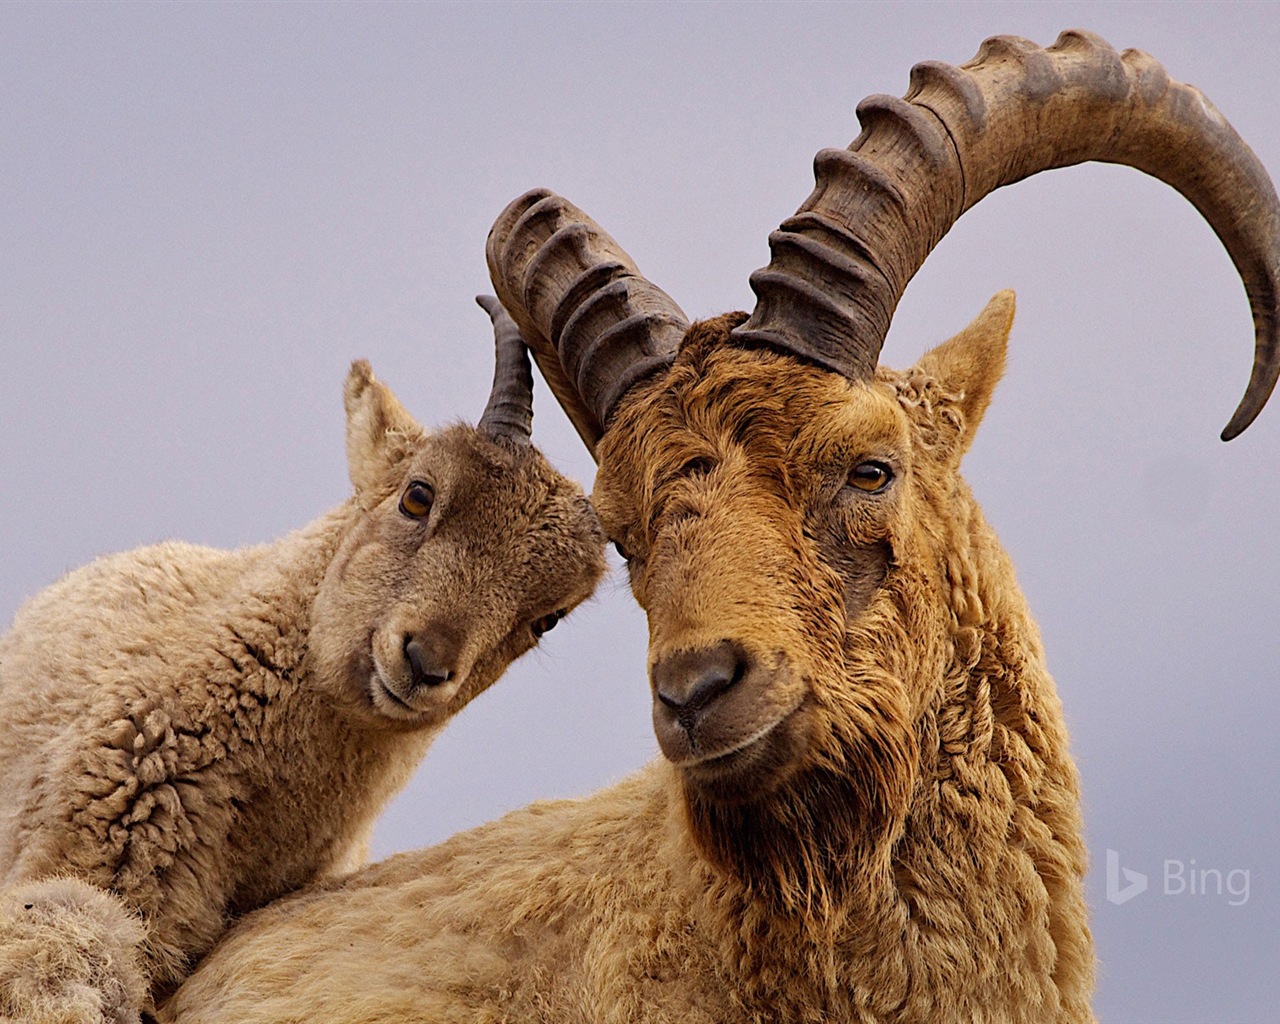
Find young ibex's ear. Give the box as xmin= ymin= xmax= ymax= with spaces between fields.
xmin=343 ymin=360 xmax=423 ymax=501
xmin=914 ymin=290 xmax=1015 ymax=455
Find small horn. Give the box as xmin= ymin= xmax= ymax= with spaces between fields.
xmin=488 ymin=189 xmax=690 ymax=453
xmin=475 ymin=295 xmax=534 ymax=446
xmin=731 ymin=29 xmax=1280 ymax=439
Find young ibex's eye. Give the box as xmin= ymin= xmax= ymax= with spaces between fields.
xmin=848 ymin=462 xmax=893 ymax=493
xmin=531 ymin=610 xmax=565 ymax=639
xmin=399 ymin=481 xmax=434 ymax=519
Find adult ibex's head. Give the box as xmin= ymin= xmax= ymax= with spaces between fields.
xmin=312 ymin=299 xmax=606 ymax=729
xmin=487 ymin=32 xmax=1279 ymax=898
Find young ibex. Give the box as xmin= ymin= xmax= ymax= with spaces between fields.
xmin=164 ymin=31 xmax=1278 ymax=1023
xmin=0 ymin=300 xmax=606 ymax=1023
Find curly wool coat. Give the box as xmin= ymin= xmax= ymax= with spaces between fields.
xmin=0 ymin=362 xmax=605 ymax=1020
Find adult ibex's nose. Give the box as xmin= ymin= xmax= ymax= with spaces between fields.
xmin=651 ymin=640 xmax=749 ymax=731
xmin=403 ymin=635 xmax=455 ymax=689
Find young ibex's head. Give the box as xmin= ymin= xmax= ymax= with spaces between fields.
xmin=486 ymin=32 xmax=1279 ymax=898
xmin=311 ymin=299 xmax=606 ymax=729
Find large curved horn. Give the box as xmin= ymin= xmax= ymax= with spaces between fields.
xmin=487 ymin=189 xmax=690 ymax=453
xmin=475 ymin=294 xmax=534 ymax=446
xmin=731 ymin=29 xmax=1280 ymax=439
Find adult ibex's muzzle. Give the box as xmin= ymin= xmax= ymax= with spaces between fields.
xmin=648 ymin=639 xmax=808 ymax=782
xmin=652 ymin=641 xmax=750 ymax=733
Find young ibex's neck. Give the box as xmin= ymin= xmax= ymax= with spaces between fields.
xmin=259 ymin=503 xmax=358 ymax=596
xmin=201 ymin=503 xmax=372 ymax=761
xmin=211 ymin=502 xmax=430 ymax=893
xmin=222 ymin=504 xmax=358 ymax=679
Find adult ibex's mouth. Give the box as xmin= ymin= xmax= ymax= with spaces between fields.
xmin=649 ymin=645 xmax=813 ymax=801
xmin=676 ymin=701 xmax=815 ymax=805
xmin=661 ymin=713 xmax=787 ymax=769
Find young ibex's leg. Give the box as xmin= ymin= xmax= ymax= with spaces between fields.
xmin=0 ymin=877 xmax=148 ymax=1024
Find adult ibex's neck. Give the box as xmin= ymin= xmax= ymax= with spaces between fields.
xmin=670 ymin=493 xmax=1088 ymax=1009
xmin=880 ymin=494 xmax=1091 ymax=1011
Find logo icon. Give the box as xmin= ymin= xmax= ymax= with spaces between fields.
xmin=1106 ymin=848 xmax=1148 ymax=905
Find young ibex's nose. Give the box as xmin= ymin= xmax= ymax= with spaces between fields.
xmin=651 ymin=640 xmax=750 ymax=731
xmin=403 ymin=635 xmax=455 ymax=689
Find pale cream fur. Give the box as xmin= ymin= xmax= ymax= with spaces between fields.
xmin=0 ymin=360 xmax=605 ymax=1023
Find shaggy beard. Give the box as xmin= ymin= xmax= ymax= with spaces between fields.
xmin=681 ymin=698 xmax=917 ymax=930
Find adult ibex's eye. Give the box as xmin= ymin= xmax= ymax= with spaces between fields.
xmin=848 ymin=461 xmax=893 ymax=493
xmin=531 ymin=610 xmax=565 ymax=639
xmin=399 ymin=481 xmax=434 ymax=519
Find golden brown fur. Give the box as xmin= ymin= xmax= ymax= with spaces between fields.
xmin=0 ymin=362 xmax=605 ymax=1022
xmin=166 ymin=293 xmax=1093 ymax=1023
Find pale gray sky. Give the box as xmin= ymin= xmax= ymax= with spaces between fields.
xmin=2 ymin=3 xmax=1277 ymax=1019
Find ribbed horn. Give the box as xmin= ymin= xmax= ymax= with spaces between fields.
xmin=488 ymin=189 xmax=690 ymax=453
xmin=731 ymin=29 xmax=1280 ymax=440
xmin=475 ymin=294 xmax=533 ymax=446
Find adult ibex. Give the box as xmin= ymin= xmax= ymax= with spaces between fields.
xmin=164 ymin=30 xmax=1277 ymax=1023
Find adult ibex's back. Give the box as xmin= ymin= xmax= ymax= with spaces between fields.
xmin=167 ymin=31 xmax=1278 ymax=1023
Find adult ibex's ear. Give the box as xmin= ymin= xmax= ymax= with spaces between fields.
xmin=914 ymin=291 xmax=1015 ymax=456
xmin=343 ymin=360 xmax=423 ymax=501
